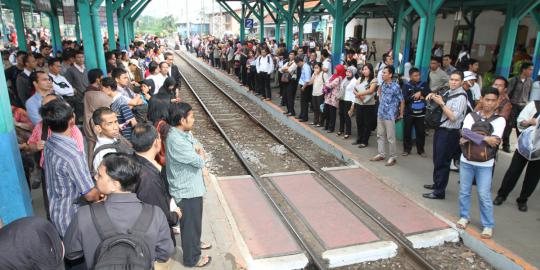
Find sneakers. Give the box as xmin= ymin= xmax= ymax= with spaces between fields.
xmin=456 ymin=218 xmax=469 ymax=229
xmin=481 ymin=227 xmax=493 ymax=239
xmin=450 ymin=160 xmax=459 ymax=172
xmin=369 ymin=154 xmax=385 ymax=161
xmin=385 ymin=157 xmax=397 ymax=166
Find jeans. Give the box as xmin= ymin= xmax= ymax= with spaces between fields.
xmin=459 ymin=162 xmax=495 ymax=228
xmin=376 ymin=118 xmax=397 ymax=158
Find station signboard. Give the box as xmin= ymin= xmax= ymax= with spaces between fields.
xmin=35 ymin=0 xmax=52 ymax=12
xmin=62 ymin=0 xmax=77 ymax=25
xmin=245 ymin=18 xmax=254 ymax=29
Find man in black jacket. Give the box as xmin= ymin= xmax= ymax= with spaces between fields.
xmin=164 ymin=51 xmax=182 ymax=87
xmin=5 ymin=51 xmax=27 ymax=107
xmin=16 ymin=53 xmax=37 ymax=107
xmin=131 ymin=123 xmax=181 ymax=244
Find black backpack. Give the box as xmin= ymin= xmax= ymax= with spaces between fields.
xmin=425 ymin=91 xmax=468 ymax=128
xmin=90 ymin=202 xmax=154 ymax=270
xmin=90 ymin=136 xmax=134 ymax=173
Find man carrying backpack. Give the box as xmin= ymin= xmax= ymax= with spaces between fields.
xmin=493 ymin=99 xmax=540 ymax=212
xmin=456 ymin=87 xmax=505 ymax=239
xmin=401 ymin=67 xmax=430 ymax=157
xmin=91 ymin=107 xmax=134 ymax=174
xmin=64 ymin=153 xmax=174 ymax=270
xmin=423 ymin=71 xmax=469 ymax=199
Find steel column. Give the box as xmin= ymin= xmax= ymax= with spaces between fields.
xmin=259 ymin=1 xmax=265 ymax=42
xmin=129 ymin=0 xmax=150 ymax=39
xmin=106 ymin=0 xmax=117 ymax=49
xmin=0 ymin=59 xmax=33 ymax=225
xmin=531 ymin=11 xmax=540 ymax=80
xmin=275 ymin=17 xmax=281 ymax=42
xmin=91 ymin=0 xmax=106 ymax=74
xmin=403 ymin=18 xmax=413 ymax=66
xmin=240 ymin=4 xmax=246 ymax=41
xmin=495 ymin=5 xmax=520 ymax=77
xmin=4 ymin=0 xmax=27 ymax=51
xmin=78 ymin=0 xmax=98 ymax=69
xmin=330 ymin=0 xmax=344 ymax=67
xmin=392 ymin=1 xmax=406 ymax=71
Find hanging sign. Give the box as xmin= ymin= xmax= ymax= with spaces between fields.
xmin=35 ymin=0 xmax=52 ymax=12
xmin=245 ymin=19 xmax=254 ymax=29
xmin=62 ymin=0 xmax=77 ymax=25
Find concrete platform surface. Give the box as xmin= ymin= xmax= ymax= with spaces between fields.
xmin=327 ymin=167 xmax=449 ymax=235
xmin=269 ymin=173 xmax=380 ymax=249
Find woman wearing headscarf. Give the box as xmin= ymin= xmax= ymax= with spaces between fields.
xmin=338 ymin=66 xmax=357 ymax=139
xmin=322 ymin=64 xmax=346 ymax=133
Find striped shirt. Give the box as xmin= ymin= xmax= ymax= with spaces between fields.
xmin=165 ymin=127 xmax=206 ymax=202
xmin=44 ymin=133 xmax=94 ymax=236
xmin=440 ymin=87 xmax=469 ymax=129
xmin=110 ymin=94 xmax=135 ymax=140
xmin=27 ymin=122 xmax=85 ymax=167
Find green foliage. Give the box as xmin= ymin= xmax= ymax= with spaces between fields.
xmin=135 ymin=15 xmax=177 ymax=37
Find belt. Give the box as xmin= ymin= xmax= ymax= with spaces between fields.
xmin=437 ymin=127 xmax=459 ymax=131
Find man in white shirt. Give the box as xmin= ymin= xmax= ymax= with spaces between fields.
xmin=321 ymin=49 xmax=332 ymax=78
xmin=147 ymin=62 xmax=168 ymax=94
xmin=457 ymin=87 xmax=505 ymax=239
xmin=377 ymin=53 xmax=393 ymax=86
xmin=48 ymin=58 xmax=84 ymax=122
xmin=256 ymin=47 xmax=274 ymax=100
xmin=91 ymin=107 xmax=132 ymax=173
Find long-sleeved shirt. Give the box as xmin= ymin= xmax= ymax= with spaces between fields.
xmin=440 ymin=88 xmax=469 ymax=129
xmin=165 ymin=127 xmax=206 ymax=202
xmin=508 ymin=76 xmax=533 ymax=106
xmin=256 ymin=55 xmax=274 ymax=74
xmin=64 ymin=65 xmax=89 ymax=93
xmin=64 ymin=193 xmax=174 ymax=268
xmin=429 ymin=67 xmax=449 ymax=91
xmin=280 ymin=61 xmax=297 ymax=79
xmin=298 ymin=63 xmax=312 ymax=86
xmin=44 ymin=133 xmax=94 ymax=236
xmin=16 ymin=69 xmax=33 ymax=106
xmin=517 ymin=101 xmax=539 ymax=131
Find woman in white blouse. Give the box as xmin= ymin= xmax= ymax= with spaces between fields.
xmin=338 ymin=66 xmax=358 ymax=139
xmin=349 ymin=63 xmax=378 ymax=147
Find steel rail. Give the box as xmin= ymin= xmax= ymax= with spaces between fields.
xmin=176 ymin=50 xmax=439 ymax=270
xmin=175 ymin=53 xmax=328 ymax=270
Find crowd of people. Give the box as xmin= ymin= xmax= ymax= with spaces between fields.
xmin=0 ymin=28 xmax=540 ymax=268
xmin=191 ymin=34 xmax=540 ymax=239
xmin=1 ymin=36 xmax=213 ymax=269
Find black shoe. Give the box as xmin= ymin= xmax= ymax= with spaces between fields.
xmin=502 ymin=146 xmax=511 ymax=153
xmin=423 ymin=184 xmax=435 ymax=190
xmin=295 ymin=116 xmax=302 ymax=119
xmin=352 ymin=141 xmax=360 ymax=145
xmin=493 ymin=196 xmax=505 ymax=205
xmin=283 ymin=111 xmax=290 ymax=114
xmin=422 ymin=192 xmax=445 ymax=199
xmin=299 ymin=119 xmax=307 ymax=122
xmin=517 ymin=201 xmax=528 ymax=212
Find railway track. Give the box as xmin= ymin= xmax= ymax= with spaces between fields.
xmin=174 ymin=50 xmax=439 ymax=270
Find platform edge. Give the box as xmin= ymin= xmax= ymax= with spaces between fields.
xmin=322 ymin=241 xmax=398 ymax=268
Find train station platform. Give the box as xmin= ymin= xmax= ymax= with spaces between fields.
xmin=186 ymin=51 xmax=540 ymax=269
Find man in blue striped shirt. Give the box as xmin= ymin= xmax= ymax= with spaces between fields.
xmin=165 ymin=102 xmax=211 ymax=268
xmin=42 ymin=99 xmax=100 ymax=236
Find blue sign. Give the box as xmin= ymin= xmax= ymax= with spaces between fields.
xmin=245 ymin=19 xmax=254 ymax=29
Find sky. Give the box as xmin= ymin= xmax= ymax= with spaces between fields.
xmin=140 ymin=0 xmax=242 ymax=21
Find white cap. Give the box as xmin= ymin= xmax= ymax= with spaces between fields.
xmin=463 ymin=71 xmax=476 ymax=81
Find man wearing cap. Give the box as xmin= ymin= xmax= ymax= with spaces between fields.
xmin=429 ymin=57 xmax=449 ymax=92
xmin=127 ymin=59 xmax=143 ymax=82
xmin=463 ymin=71 xmax=479 ymax=107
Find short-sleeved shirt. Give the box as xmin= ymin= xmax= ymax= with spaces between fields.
xmin=110 ymin=94 xmax=135 ymax=140
xmin=440 ymin=88 xmax=469 ymax=129
xmin=378 ymin=81 xmax=403 ymax=120
xmin=43 ymin=133 xmax=94 ymax=236
xmin=460 ymin=113 xmax=506 ymax=167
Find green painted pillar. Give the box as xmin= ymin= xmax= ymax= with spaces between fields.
xmin=130 ymin=0 xmax=150 ymax=39
xmin=47 ymin=13 xmax=63 ymax=53
xmin=106 ymin=0 xmax=117 ymax=50
xmin=331 ymin=0 xmax=344 ymax=67
xmin=6 ymin=0 xmax=27 ymax=51
xmin=259 ymin=1 xmax=265 ymax=42
xmin=91 ymin=1 xmax=107 ymax=73
xmin=275 ymin=18 xmax=281 ymax=42
xmin=117 ymin=9 xmax=127 ymax=49
xmin=403 ymin=20 xmax=413 ymax=66
xmin=410 ymin=0 xmax=443 ymax=81
xmin=285 ymin=0 xmax=293 ymax=50
xmin=75 ymin=17 xmax=82 ymax=44
xmin=240 ymin=5 xmax=245 ymax=42
xmin=419 ymin=12 xmax=436 ymax=80
xmin=0 ymin=33 xmax=33 ymax=226
xmin=78 ymin=0 xmax=98 ymax=69
xmin=495 ymin=5 xmax=520 ymax=78
xmin=532 ymin=12 xmax=540 ymax=80
xmin=298 ymin=22 xmax=304 ymax=46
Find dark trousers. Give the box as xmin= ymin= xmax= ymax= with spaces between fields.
xmin=338 ymin=100 xmax=353 ymax=135
xmin=247 ymin=71 xmax=256 ymax=91
xmin=355 ymin=104 xmax=377 ymax=145
xmin=299 ymin=85 xmax=312 ymax=121
xmin=312 ymin=95 xmax=324 ymax=124
xmin=258 ymin=72 xmax=271 ymax=98
xmin=368 ymin=52 xmax=377 ymax=61
xmin=403 ymin=115 xmax=426 ymax=154
xmin=178 ymin=197 xmax=203 ymax=267
xmin=501 ymin=119 xmax=513 ymax=149
xmin=497 ymin=150 xmax=540 ymax=203
xmin=324 ymin=104 xmax=337 ymax=131
xmin=241 ymin=65 xmax=248 ymax=85
xmin=432 ymin=128 xmax=461 ymax=197
xmin=286 ymin=81 xmax=298 ymax=115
